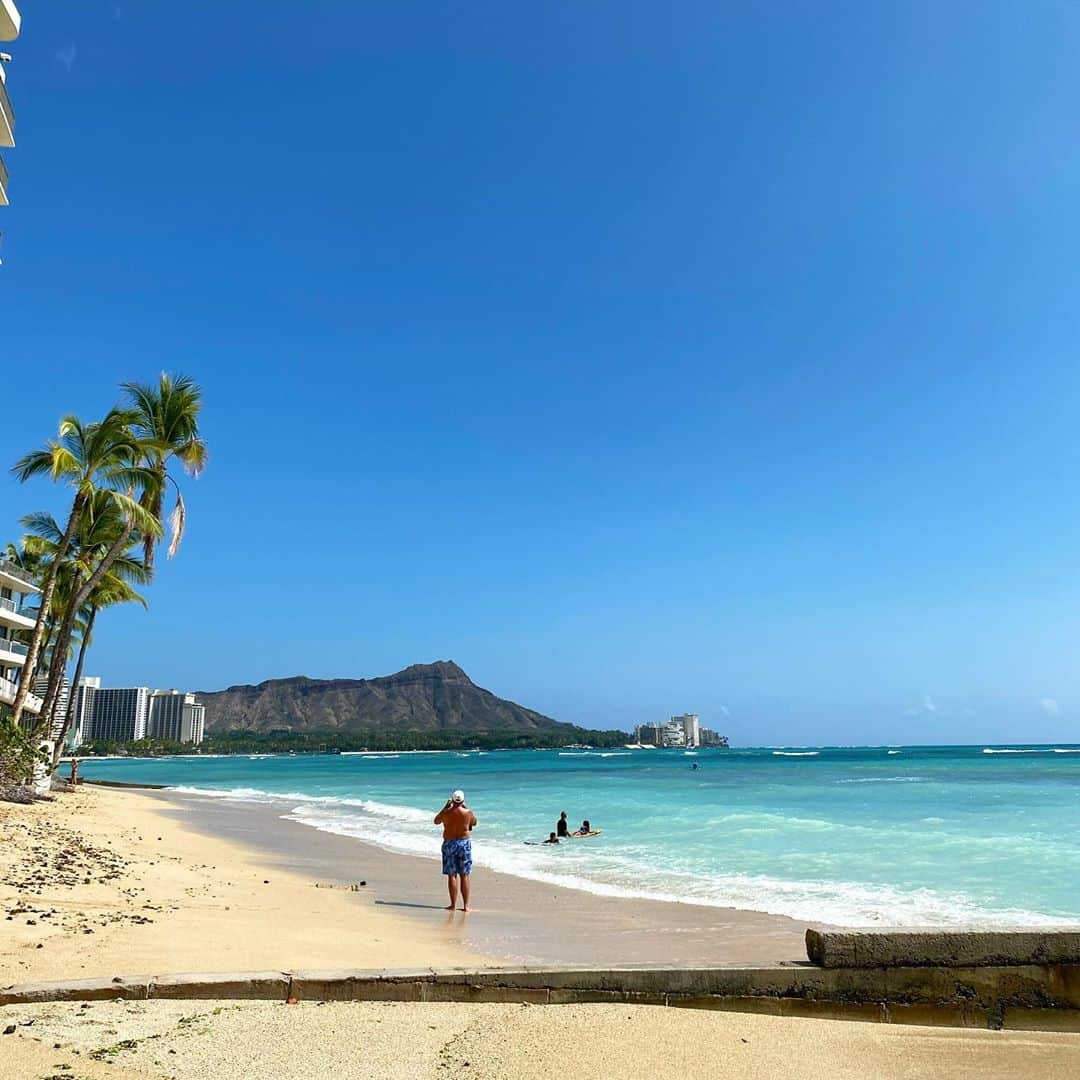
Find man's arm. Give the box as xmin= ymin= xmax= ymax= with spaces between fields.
xmin=434 ymin=806 xmax=447 ymax=825
xmin=469 ymin=811 xmax=478 ymax=830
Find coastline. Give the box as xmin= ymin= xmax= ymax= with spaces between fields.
xmin=142 ymin=786 xmax=820 ymax=966
xmin=6 ymin=785 xmax=1080 ymax=1079
xmin=0 ymin=785 xmax=482 ymax=984
xmin=1 ymin=783 xmax=814 ymax=986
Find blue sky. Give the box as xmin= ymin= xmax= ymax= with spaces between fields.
xmin=2 ymin=2 xmax=1079 ymax=744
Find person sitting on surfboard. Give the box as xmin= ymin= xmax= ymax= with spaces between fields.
xmin=573 ymin=819 xmax=593 ymax=836
xmin=556 ymin=812 xmax=570 ymax=838
xmin=542 ymin=832 xmax=559 ymax=845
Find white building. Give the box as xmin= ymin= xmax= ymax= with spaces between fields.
xmin=0 ymin=558 xmax=42 ymax=717
xmin=148 ymin=689 xmax=205 ymax=744
xmin=671 ymin=713 xmax=700 ymax=747
xmin=70 ymin=677 xmax=205 ymax=747
xmin=0 ymin=0 xmax=21 ymax=207
xmin=660 ymin=719 xmax=687 ymax=747
xmin=73 ymin=678 xmax=150 ymax=744
xmin=34 ymin=672 xmax=71 ymax=739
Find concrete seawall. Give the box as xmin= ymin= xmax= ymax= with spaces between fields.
xmin=4 ymin=954 xmax=1080 ymax=1030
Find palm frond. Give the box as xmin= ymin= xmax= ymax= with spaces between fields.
xmin=167 ymin=490 xmax=186 ymax=559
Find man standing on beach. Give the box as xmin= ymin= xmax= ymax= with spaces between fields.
xmin=434 ymin=789 xmax=477 ymax=911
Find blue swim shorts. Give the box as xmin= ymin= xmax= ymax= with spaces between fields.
xmin=441 ymin=837 xmax=473 ymax=876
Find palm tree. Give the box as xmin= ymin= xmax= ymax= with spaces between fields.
xmin=63 ymin=374 xmax=206 ymax=621
xmin=123 ymin=373 xmax=208 ymax=568
xmin=22 ymin=495 xmax=154 ymax=738
xmin=8 ymin=411 xmax=144 ymax=726
xmin=51 ymin=573 xmax=147 ymax=769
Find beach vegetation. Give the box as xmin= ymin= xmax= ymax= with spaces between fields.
xmin=4 ymin=374 xmax=207 ymax=777
xmin=76 ymin=724 xmax=630 ymax=756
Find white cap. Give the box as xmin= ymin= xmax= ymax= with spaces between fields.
xmin=451 ymin=789 xmax=465 ymax=804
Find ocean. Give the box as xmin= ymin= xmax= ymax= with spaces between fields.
xmin=75 ymin=745 xmax=1080 ymax=928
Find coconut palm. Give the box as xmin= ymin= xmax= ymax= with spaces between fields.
xmin=63 ymin=374 xmax=206 ymax=622
xmin=8 ymin=411 xmax=145 ymax=726
xmin=51 ymin=573 xmax=147 ymax=769
xmin=122 ymin=373 xmax=208 ymax=568
xmin=22 ymin=495 xmax=154 ymax=738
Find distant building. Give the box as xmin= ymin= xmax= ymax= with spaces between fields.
xmin=661 ymin=719 xmax=687 ymax=747
xmin=33 ymin=672 xmax=71 ymax=739
xmin=635 ymin=713 xmax=727 ymax=749
xmin=671 ymin=713 xmax=700 ymax=747
xmin=699 ymin=727 xmax=729 ymax=748
xmin=148 ymin=689 xmax=205 ymax=744
xmin=71 ymin=678 xmax=206 ymax=747
xmin=633 ymin=724 xmax=663 ymax=746
xmin=73 ymin=679 xmax=150 ymax=744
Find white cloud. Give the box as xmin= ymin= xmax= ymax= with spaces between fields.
xmin=1039 ymin=697 xmax=1060 ymax=716
xmin=923 ymin=694 xmax=937 ymax=714
xmin=56 ymin=44 xmax=77 ymax=72
xmin=718 ymin=705 xmax=730 ymax=717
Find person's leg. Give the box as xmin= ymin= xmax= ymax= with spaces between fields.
xmin=446 ymin=873 xmax=460 ymax=910
xmin=460 ymin=873 xmax=471 ymax=912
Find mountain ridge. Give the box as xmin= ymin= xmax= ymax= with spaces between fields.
xmin=197 ymin=661 xmax=600 ymax=743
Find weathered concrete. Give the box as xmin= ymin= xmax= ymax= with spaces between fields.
xmin=149 ymin=971 xmax=290 ymax=1000
xmin=0 ymin=975 xmax=148 ymax=1006
xmin=289 ymin=968 xmax=432 ymax=1002
xmin=806 ymin=927 xmax=1080 ymax=969
xmin=2 ymin=962 xmax=1079 ymax=1030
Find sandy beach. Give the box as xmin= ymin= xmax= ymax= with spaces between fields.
xmin=6 ymin=997 xmax=1080 ymax=1080
xmin=4 ymin=784 xmax=1080 ymax=1079
xmin=144 ymin=785 xmax=817 ymax=966
xmin=0 ymin=785 xmax=480 ymax=984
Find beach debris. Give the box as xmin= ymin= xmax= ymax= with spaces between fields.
xmin=2 ymin=1024 xmax=15 ymax=1035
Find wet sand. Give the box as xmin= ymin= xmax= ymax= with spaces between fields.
xmin=145 ymin=787 xmax=818 ymax=965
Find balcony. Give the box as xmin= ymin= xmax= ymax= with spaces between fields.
xmin=0 ymin=595 xmax=36 ymax=629
xmin=0 ymin=559 xmax=39 ymax=593
xmin=0 ymin=152 xmax=7 ymax=205
xmin=0 ymin=63 xmax=12 ymax=148
xmin=0 ymin=674 xmax=42 ymax=714
xmin=0 ymin=636 xmax=29 ymax=664
xmin=0 ymin=1 xmax=18 ymax=42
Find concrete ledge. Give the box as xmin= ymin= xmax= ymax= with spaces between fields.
xmin=0 ymin=976 xmax=148 ymax=1006
xmin=806 ymin=928 xmax=1080 ymax=969
xmin=149 ymin=971 xmax=290 ymax=1000
xmin=2 ymin=963 xmax=1079 ymax=1031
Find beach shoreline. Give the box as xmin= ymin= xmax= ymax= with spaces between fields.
xmin=142 ymin=784 xmax=819 ymax=966
xmin=0 ymin=784 xmax=484 ymax=985
xmin=6 ymin=785 xmax=1080 ymax=1080
xmin=1 ymin=783 xmax=814 ymax=987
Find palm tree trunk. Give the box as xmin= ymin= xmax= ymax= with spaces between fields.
xmin=31 ymin=613 xmax=57 ymax=683
xmin=71 ymin=521 xmax=136 ymax=613
xmin=12 ymin=492 xmax=86 ymax=727
xmin=50 ymin=606 xmax=95 ymax=772
xmin=36 ymin=575 xmax=84 ymax=742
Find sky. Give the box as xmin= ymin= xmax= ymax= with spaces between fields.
xmin=2 ymin=2 xmax=1079 ymax=745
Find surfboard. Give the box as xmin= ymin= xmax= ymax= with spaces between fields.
xmin=524 ymin=830 xmax=603 ymax=845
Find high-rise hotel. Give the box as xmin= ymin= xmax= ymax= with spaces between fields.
xmin=70 ymin=679 xmax=206 ymax=747
xmin=0 ymin=558 xmax=42 ymax=718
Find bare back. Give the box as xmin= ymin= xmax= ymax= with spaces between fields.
xmin=435 ymin=803 xmax=476 ymax=840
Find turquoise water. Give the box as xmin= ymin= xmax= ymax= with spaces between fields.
xmin=76 ymin=745 xmax=1080 ymax=927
